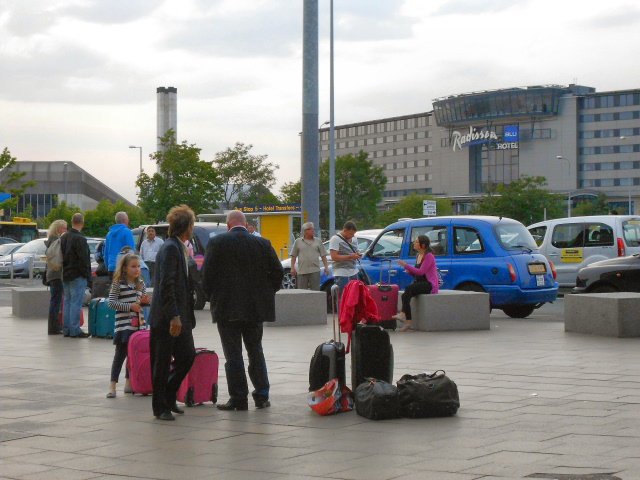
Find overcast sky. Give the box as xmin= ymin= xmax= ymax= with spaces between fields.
xmin=1 ymin=0 xmax=639 ymax=204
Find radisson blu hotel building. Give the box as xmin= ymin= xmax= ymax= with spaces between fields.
xmin=319 ymin=84 xmax=640 ymax=214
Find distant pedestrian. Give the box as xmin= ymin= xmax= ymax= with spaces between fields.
xmin=290 ymin=222 xmax=328 ymax=291
xmin=201 ymin=210 xmax=283 ymax=411
xmin=140 ymin=227 xmax=163 ymax=282
xmin=329 ymin=221 xmax=362 ymax=296
xmin=104 ymin=211 xmax=135 ymax=279
xmin=45 ymin=219 xmax=67 ymax=335
xmin=61 ymin=213 xmax=91 ymax=338
xmin=107 ymin=253 xmax=150 ymax=398
xmin=248 ymin=224 xmax=261 ymax=237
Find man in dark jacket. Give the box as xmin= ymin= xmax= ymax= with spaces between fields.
xmin=148 ymin=205 xmax=197 ymax=421
xmin=60 ymin=213 xmax=91 ymax=338
xmin=201 ymin=210 xmax=283 ymax=411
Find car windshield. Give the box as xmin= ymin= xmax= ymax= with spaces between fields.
xmin=16 ymin=241 xmax=44 ymax=254
xmin=370 ymin=229 xmax=404 ymax=257
xmin=0 ymin=244 xmax=20 ymax=256
xmin=622 ymin=220 xmax=640 ymax=246
xmin=493 ymin=224 xmax=538 ymax=251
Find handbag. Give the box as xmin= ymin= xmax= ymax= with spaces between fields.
xmin=396 ymin=370 xmax=459 ymax=418
xmin=355 ymin=379 xmax=400 ymax=420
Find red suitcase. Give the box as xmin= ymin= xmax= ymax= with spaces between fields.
xmin=126 ymin=330 xmax=152 ymax=395
xmin=366 ymin=259 xmax=399 ymax=330
xmin=58 ymin=294 xmax=85 ymax=327
xmin=177 ymin=348 xmax=219 ymax=406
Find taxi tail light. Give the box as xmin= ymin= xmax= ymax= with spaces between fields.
xmin=507 ymin=263 xmax=516 ymax=282
xmin=617 ymin=238 xmax=625 ymax=257
xmin=549 ymin=261 xmax=557 ymax=279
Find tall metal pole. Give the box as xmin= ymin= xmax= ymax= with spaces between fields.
xmin=329 ymin=0 xmax=336 ymax=237
xmin=558 ymin=155 xmax=570 ymax=218
xmin=302 ymin=0 xmax=319 ymax=233
xmin=63 ymin=162 xmax=68 ymax=204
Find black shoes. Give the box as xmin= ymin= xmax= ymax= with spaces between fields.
xmin=216 ymin=399 xmax=249 ymax=411
xmin=63 ymin=333 xmax=70 ymax=337
xmin=71 ymin=332 xmax=90 ymax=338
xmin=254 ymin=399 xmax=271 ymax=409
xmin=170 ymin=404 xmax=185 ymax=415
xmin=48 ymin=331 xmax=63 ymax=335
xmin=155 ymin=412 xmax=175 ymax=421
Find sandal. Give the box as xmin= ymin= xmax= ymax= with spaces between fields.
xmin=392 ymin=314 xmax=406 ymax=323
xmin=124 ymin=385 xmax=133 ymax=394
xmin=398 ymin=323 xmax=415 ymax=332
xmin=106 ymin=392 xmax=116 ymax=398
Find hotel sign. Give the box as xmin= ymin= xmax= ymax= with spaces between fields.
xmin=452 ymin=127 xmax=498 ymax=151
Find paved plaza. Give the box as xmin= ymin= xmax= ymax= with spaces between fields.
xmin=0 ymin=292 xmax=639 ymax=479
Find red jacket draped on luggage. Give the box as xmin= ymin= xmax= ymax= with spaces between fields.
xmin=339 ymin=280 xmax=380 ymax=352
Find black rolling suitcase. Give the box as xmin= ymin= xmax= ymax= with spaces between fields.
xmin=309 ymin=285 xmax=347 ymax=391
xmin=91 ymin=276 xmax=111 ymax=299
xmin=351 ymin=323 xmax=394 ymax=391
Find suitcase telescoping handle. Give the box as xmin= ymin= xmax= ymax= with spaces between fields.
xmin=379 ymin=258 xmax=393 ymax=285
xmin=331 ymin=284 xmax=341 ymax=344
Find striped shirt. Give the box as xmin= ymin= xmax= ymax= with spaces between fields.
xmin=109 ymin=280 xmax=147 ymax=341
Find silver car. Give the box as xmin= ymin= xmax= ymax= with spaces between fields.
xmin=0 ymin=238 xmax=47 ymax=278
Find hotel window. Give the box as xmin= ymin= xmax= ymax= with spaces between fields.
xmin=600 ymin=129 xmax=614 ymax=138
xmin=396 ymin=149 xmax=404 ymax=155
xmin=416 ymin=146 xmax=426 ymax=153
xmin=367 ymin=124 xmax=375 ymax=134
xmin=620 ymin=145 xmax=633 ymax=154
xmin=600 ymin=113 xmax=614 ymax=121
xmin=378 ymin=123 xmax=385 ymax=133
xmin=406 ymin=161 xmax=415 ymax=168
xmin=386 ymin=149 xmax=394 ymax=156
xmin=366 ymin=138 xmax=374 ymax=145
xmin=580 ymin=114 xmax=595 ymax=123
xmin=407 ymin=147 xmax=415 ymax=154
xmin=396 ymin=134 xmax=406 ymax=141
xmin=348 ymin=140 xmax=356 ymax=147
xmin=600 ymin=178 xmax=614 ymax=187
xmin=320 ymin=131 xmax=329 ymax=141
xmin=406 ymin=132 xmax=415 ymax=140
xmin=388 ymin=176 xmax=394 ymax=184
xmin=619 ymin=111 xmax=635 ymax=120
xmin=373 ymin=151 xmax=382 ymax=158
xmin=580 ymin=131 xmax=595 ymax=139
xmin=427 ymin=174 xmax=433 ymax=181
xmin=416 ymin=131 xmax=426 ymax=139
xmin=580 ymin=163 xmax=595 ymax=171
xmin=620 ymin=161 xmax=633 ymax=170
xmin=357 ymin=139 xmax=365 ymax=146
xmin=407 ymin=118 xmax=415 ymax=129
xmin=321 ymin=144 xmax=329 ymax=151
xmin=357 ymin=126 xmax=365 ymax=135
xmin=384 ymin=135 xmax=393 ymax=143
xmin=601 ymin=162 xmax=614 ymax=170
xmin=375 ymin=137 xmax=384 ymax=144
xmin=338 ymin=142 xmax=346 ymax=148
xmin=427 ymin=159 xmax=433 ymax=166
xmin=338 ymin=129 xmax=347 ymax=138
xmin=417 ymin=174 xmax=425 ymax=181
xmin=417 ymin=116 xmax=427 ymax=127
xmin=620 ymin=128 xmax=634 ymax=136
xmin=417 ymin=160 xmax=426 ymax=167
xmin=426 ymin=131 xmax=432 ymax=138
xmin=386 ymin=121 xmax=395 ymax=131
xmin=397 ymin=119 xmax=405 ymax=130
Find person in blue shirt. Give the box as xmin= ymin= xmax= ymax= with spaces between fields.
xmin=104 ymin=212 xmax=135 ymax=279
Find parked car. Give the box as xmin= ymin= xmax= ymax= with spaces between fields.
xmin=0 ymin=242 xmax=25 ymax=259
xmin=572 ymin=255 xmax=640 ymax=294
xmin=356 ymin=216 xmax=558 ymax=318
xmin=135 ymin=222 xmax=229 ymax=309
xmin=0 ymin=237 xmax=17 ymax=245
xmin=528 ymin=215 xmax=640 ymax=287
xmin=86 ymin=237 xmax=104 ymax=263
xmin=280 ymin=229 xmax=383 ymax=290
xmin=0 ymin=238 xmax=47 ymax=278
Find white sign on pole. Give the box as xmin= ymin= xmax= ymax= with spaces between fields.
xmin=423 ymin=200 xmax=437 ymax=217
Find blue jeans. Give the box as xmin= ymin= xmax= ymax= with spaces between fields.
xmin=62 ymin=277 xmax=87 ymax=336
xmin=335 ymin=274 xmax=359 ymax=297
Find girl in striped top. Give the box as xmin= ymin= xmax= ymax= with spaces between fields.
xmin=107 ymin=253 xmax=149 ymax=398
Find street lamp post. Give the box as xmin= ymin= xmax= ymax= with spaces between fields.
xmin=328 ymin=0 xmax=336 ymax=238
xmin=557 ymin=155 xmax=571 ymax=217
xmin=620 ymin=136 xmax=632 ymax=214
xmin=129 ymin=146 xmax=142 ymax=175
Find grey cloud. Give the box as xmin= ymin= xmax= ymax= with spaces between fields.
xmin=2 ymin=0 xmax=59 ymax=36
xmin=585 ymin=8 xmax=640 ymax=28
xmin=433 ymin=0 xmax=526 ymax=15
xmin=61 ymin=0 xmax=163 ymax=24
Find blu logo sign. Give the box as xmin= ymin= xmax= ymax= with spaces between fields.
xmin=504 ymin=125 xmax=519 ymax=142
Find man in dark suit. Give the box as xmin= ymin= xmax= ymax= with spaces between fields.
xmin=201 ymin=210 xmax=284 ymax=411
xmin=148 ymin=205 xmax=197 ymax=421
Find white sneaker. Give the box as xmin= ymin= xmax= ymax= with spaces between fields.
xmin=398 ymin=323 xmax=415 ymax=332
xmin=392 ymin=314 xmax=406 ymax=323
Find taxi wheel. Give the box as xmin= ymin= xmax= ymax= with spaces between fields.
xmin=282 ymin=269 xmax=296 ymax=290
xmin=502 ymin=305 xmax=535 ymax=318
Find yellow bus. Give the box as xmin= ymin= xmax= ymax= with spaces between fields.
xmin=0 ymin=217 xmax=39 ymax=243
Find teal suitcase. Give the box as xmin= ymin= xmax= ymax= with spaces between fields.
xmin=88 ymin=298 xmax=116 ymax=339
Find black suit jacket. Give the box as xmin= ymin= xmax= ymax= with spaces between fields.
xmin=148 ymin=237 xmax=196 ymax=331
xmin=201 ymin=227 xmax=284 ymax=324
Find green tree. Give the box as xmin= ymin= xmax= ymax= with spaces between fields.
xmin=0 ymin=147 xmax=37 ymax=216
xmin=236 ymin=184 xmax=280 ymax=206
xmin=470 ymin=175 xmax=564 ymax=225
xmin=572 ymin=192 xmax=609 ymax=217
xmin=82 ymin=199 xmax=154 ymax=238
xmin=319 ymin=150 xmax=386 ymax=230
xmin=279 ymin=181 xmax=301 ymax=204
xmin=213 ymin=142 xmax=278 ymax=210
xmin=42 ymin=199 xmax=81 ymax=229
xmin=376 ymin=194 xmax=452 ymax=227
xmin=137 ymin=130 xmax=222 ymax=221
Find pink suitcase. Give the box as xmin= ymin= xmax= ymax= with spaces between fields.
xmin=366 ymin=259 xmax=399 ymax=330
xmin=176 ymin=349 xmax=219 ymax=406
xmin=126 ymin=330 xmax=152 ymax=395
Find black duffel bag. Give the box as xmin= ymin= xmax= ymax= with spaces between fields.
xmin=355 ymin=379 xmax=400 ymax=420
xmin=396 ymin=371 xmax=460 ymax=418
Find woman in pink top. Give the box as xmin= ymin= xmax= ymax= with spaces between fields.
xmin=393 ymin=235 xmax=439 ymax=332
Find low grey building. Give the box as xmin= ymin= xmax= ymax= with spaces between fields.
xmin=0 ymin=161 xmax=134 ymax=219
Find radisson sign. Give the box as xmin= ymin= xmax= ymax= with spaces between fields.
xmin=452 ymin=127 xmax=498 ymax=151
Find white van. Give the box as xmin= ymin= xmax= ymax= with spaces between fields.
xmin=527 ymin=215 xmax=640 ymax=287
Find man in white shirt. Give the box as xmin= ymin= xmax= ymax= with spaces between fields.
xmin=329 ymin=221 xmax=362 ymax=296
xmin=248 ymin=224 xmax=261 ymax=237
xmin=140 ymin=227 xmax=164 ymax=283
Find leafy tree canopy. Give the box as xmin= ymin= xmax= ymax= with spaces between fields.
xmin=280 ymin=181 xmax=301 ymax=205
xmin=42 ymin=200 xmax=81 ymax=229
xmin=236 ymin=184 xmax=280 ymax=206
xmin=572 ymin=192 xmax=610 ymax=217
xmin=82 ymin=199 xmax=154 ymax=238
xmin=213 ymin=142 xmax=278 ymax=210
xmin=376 ymin=194 xmax=452 ymax=228
xmin=0 ymin=147 xmax=37 ymax=215
xmin=470 ymin=175 xmax=564 ymax=225
xmin=137 ymin=130 xmax=222 ymax=222
xmin=319 ymin=150 xmax=386 ymax=230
